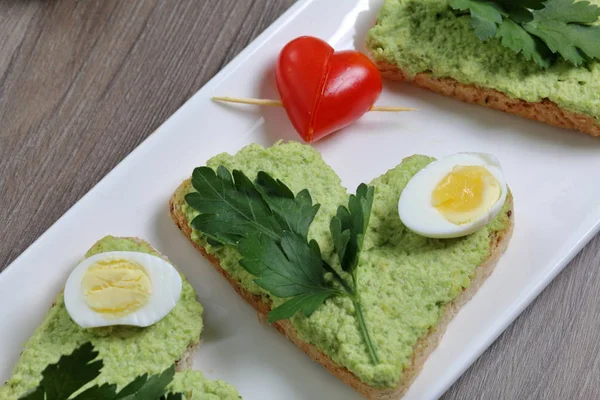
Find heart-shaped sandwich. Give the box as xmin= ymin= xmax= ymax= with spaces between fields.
xmin=169 ymin=142 xmax=514 ymax=399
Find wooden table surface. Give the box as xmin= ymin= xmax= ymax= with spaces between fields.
xmin=1 ymin=1 xmax=599 ymax=398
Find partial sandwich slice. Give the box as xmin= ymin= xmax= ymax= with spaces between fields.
xmin=169 ymin=142 xmax=514 ymax=399
xmin=0 ymin=236 xmax=240 ymax=400
xmin=365 ymin=0 xmax=600 ymax=137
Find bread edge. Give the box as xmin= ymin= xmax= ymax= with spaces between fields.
xmin=169 ymin=181 xmax=514 ymax=398
xmin=372 ymin=61 xmax=600 ymax=138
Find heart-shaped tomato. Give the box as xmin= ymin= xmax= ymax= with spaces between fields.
xmin=275 ymin=36 xmax=383 ymax=143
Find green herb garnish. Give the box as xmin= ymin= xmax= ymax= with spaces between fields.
xmin=19 ymin=342 xmax=182 ymax=400
xmin=449 ymin=0 xmax=600 ymax=67
xmin=329 ymin=184 xmax=379 ymax=363
xmin=185 ymin=167 xmax=379 ymax=364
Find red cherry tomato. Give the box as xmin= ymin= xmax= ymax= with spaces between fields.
xmin=275 ymin=36 xmax=383 ymax=143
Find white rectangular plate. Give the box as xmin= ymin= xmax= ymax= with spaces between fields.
xmin=2 ymin=1 xmax=600 ymax=399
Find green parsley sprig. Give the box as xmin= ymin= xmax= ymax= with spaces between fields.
xmin=329 ymin=184 xmax=378 ymax=363
xmin=19 ymin=342 xmax=182 ymax=400
xmin=449 ymin=0 xmax=600 ymax=67
xmin=185 ymin=167 xmax=379 ymax=364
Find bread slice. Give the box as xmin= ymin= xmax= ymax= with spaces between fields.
xmin=169 ymin=163 xmax=514 ymax=399
xmin=365 ymin=0 xmax=600 ymax=138
xmin=0 ymin=236 xmax=239 ymax=400
xmin=374 ymin=62 xmax=600 ymax=137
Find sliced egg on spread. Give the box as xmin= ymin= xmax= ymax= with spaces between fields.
xmin=398 ymin=153 xmax=507 ymax=239
xmin=64 ymin=251 xmax=182 ymax=328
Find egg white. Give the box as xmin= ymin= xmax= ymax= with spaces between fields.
xmin=64 ymin=251 xmax=182 ymax=328
xmin=398 ymin=153 xmax=507 ymax=239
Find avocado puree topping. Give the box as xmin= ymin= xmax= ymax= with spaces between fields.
xmin=0 ymin=236 xmax=240 ymax=400
xmin=366 ymin=0 xmax=600 ymax=120
xmin=178 ymin=142 xmax=511 ymax=388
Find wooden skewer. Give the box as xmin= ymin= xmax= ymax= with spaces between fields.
xmin=212 ymin=96 xmax=418 ymax=112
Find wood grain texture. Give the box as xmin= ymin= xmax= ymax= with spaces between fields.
xmin=0 ymin=1 xmax=598 ymax=399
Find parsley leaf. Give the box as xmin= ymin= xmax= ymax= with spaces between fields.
xmin=20 ymin=388 xmax=44 ymax=400
xmin=450 ymin=0 xmax=505 ymax=39
xmin=330 ymin=184 xmax=374 ymax=276
xmin=20 ymin=343 xmax=182 ymax=400
xmin=112 ymin=366 xmax=176 ymax=400
xmin=525 ymin=0 xmax=600 ymax=65
xmin=330 ymin=184 xmax=379 ymax=364
xmin=497 ymin=0 xmax=544 ymax=9
xmin=267 ymin=291 xmax=339 ymax=322
xmin=498 ymin=18 xmax=553 ymax=67
xmin=496 ymin=0 xmax=545 ymax=22
xmin=20 ymin=342 xmax=102 ymax=400
xmin=186 ymin=167 xmax=380 ymax=364
xmin=185 ymin=167 xmax=319 ymax=245
xmin=255 ymin=171 xmax=320 ymax=239
xmin=161 ymin=394 xmax=184 ymax=400
xmin=239 ymin=233 xmax=336 ymax=299
xmin=185 ymin=166 xmax=283 ymax=245
xmin=449 ymin=0 xmax=600 ymax=67
xmin=72 ymin=384 xmax=118 ymax=400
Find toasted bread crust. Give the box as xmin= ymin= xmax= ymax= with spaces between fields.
xmin=170 ymin=181 xmax=514 ymax=399
xmin=373 ymin=61 xmax=600 ymax=138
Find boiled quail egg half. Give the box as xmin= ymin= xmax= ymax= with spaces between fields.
xmin=64 ymin=251 xmax=182 ymax=328
xmin=398 ymin=153 xmax=507 ymax=239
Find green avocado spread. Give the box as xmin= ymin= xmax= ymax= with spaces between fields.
xmin=177 ymin=142 xmax=511 ymax=388
xmin=366 ymin=0 xmax=600 ymax=120
xmin=0 ymin=236 xmax=240 ymax=400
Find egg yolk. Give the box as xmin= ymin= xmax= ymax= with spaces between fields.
xmin=432 ymin=165 xmax=501 ymax=225
xmin=81 ymin=259 xmax=152 ymax=318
